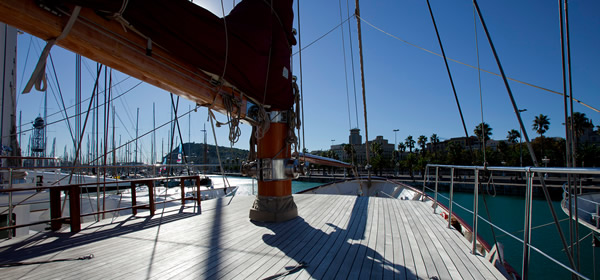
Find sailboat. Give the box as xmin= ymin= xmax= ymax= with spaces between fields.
xmin=0 ymin=0 xmax=598 ymax=279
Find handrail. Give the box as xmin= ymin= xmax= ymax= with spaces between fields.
xmin=426 ymin=164 xmax=600 ymax=175
xmin=423 ymin=164 xmax=598 ymax=280
xmin=0 ymin=175 xmax=229 ymax=234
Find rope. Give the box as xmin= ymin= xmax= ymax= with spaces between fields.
xmin=0 ymin=254 xmax=94 ymax=267
xmin=208 ymin=108 xmax=232 ymax=189
xmin=262 ymin=262 xmax=307 ymax=280
xmin=23 ymin=6 xmax=82 ymax=94
xmin=354 ymin=1 xmax=371 ymax=180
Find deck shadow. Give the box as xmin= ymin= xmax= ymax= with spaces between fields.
xmin=0 ymin=207 xmax=200 ymax=264
xmin=258 ymin=196 xmax=416 ymax=279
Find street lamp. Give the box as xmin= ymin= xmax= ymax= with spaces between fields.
xmin=518 ymin=109 xmax=527 ymax=167
xmin=331 ymin=139 xmax=335 ymax=148
xmin=393 ymin=129 xmax=399 ymax=176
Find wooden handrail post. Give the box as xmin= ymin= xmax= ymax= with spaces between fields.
xmin=49 ymin=187 xmax=61 ymax=231
xmin=148 ymin=180 xmax=155 ymax=216
xmin=69 ymin=185 xmax=81 ymax=233
xmin=131 ymin=182 xmax=137 ymax=215
xmin=180 ymin=178 xmax=185 ymax=204
xmin=195 ymin=176 xmax=201 ymax=206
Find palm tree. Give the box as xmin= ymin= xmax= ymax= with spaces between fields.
xmin=417 ymin=135 xmax=428 ymax=155
xmin=506 ymin=129 xmax=520 ymax=144
xmin=474 ymin=122 xmax=492 ymax=149
xmin=567 ymin=112 xmax=593 ymax=145
xmin=343 ymin=144 xmax=355 ymax=163
xmin=430 ymin=133 xmax=440 ymax=152
xmin=533 ymin=114 xmax=550 ymax=157
xmin=398 ymin=143 xmax=406 ymax=160
xmin=405 ymin=136 xmax=415 ymax=153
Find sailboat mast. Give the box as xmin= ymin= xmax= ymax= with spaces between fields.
xmin=152 ymin=102 xmax=156 ymax=164
xmin=353 ymin=0 xmax=371 ymax=180
xmin=135 ymin=107 xmax=139 ymax=163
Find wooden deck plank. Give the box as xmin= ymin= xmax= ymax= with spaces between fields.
xmin=290 ymin=195 xmax=357 ymax=279
xmin=358 ymin=196 xmax=379 ymax=279
xmin=332 ymin=197 xmax=371 ymax=280
xmin=279 ymin=195 xmax=353 ymax=279
xmin=401 ymin=200 xmax=452 ymax=280
xmin=395 ymin=199 xmax=430 ymax=279
xmin=310 ymin=196 xmax=368 ymax=279
xmin=388 ymin=196 xmax=415 ymax=280
xmin=411 ymin=201 xmax=501 ymax=280
xmin=346 ymin=196 xmax=375 ymax=279
xmin=247 ymin=195 xmax=351 ymax=280
xmin=411 ymin=202 xmax=483 ymax=280
xmin=0 ymin=194 xmax=508 ymax=280
xmin=169 ymin=198 xmax=321 ymax=280
xmin=216 ymin=195 xmax=335 ymax=279
xmin=371 ymin=194 xmax=387 ymax=279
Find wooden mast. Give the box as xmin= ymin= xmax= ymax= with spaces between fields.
xmin=0 ymin=0 xmax=249 ymax=118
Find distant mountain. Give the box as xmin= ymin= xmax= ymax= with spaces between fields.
xmin=161 ymin=142 xmax=248 ymax=166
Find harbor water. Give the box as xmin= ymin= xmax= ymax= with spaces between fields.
xmin=431 ymin=190 xmax=599 ymax=280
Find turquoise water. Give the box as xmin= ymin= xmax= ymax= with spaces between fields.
xmin=430 ymin=190 xmax=599 ymax=280
xmin=207 ymin=175 xmax=321 ymax=195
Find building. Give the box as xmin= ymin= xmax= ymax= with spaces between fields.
xmin=329 ymin=129 xmax=394 ymax=166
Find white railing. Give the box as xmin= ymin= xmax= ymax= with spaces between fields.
xmin=423 ymin=164 xmax=600 ymax=280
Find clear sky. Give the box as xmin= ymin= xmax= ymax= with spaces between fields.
xmin=12 ymin=0 xmax=600 ymax=163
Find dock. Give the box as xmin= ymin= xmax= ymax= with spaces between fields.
xmin=0 ymin=194 xmax=506 ymax=279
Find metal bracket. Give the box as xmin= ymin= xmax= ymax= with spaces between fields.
xmin=241 ymin=158 xmax=306 ymax=181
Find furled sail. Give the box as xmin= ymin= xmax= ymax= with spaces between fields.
xmin=44 ymin=0 xmax=297 ymax=110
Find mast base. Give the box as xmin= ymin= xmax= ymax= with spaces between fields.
xmin=249 ymin=195 xmax=297 ymax=222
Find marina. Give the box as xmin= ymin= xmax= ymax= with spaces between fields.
xmin=0 ymin=0 xmax=599 ymax=279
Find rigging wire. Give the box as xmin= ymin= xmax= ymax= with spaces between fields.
xmin=339 ymin=0 xmax=353 ymax=130
xmin=297 ymin=0 xmax=306 ymax=159
xmin=471 ymin=0 xmax=577 ymax=272
xmin=47 ymin=52 xmax=76 ymax=148
xmin=473 ymin=3 xmax=486 ymax=165
xmin=346 ymin=0 xmax=360 ymax=129
xmin=424 ymin=0 xmax=473 ymax=158
xmin=292 ymin=15 xmax=354 ymax=57
xmin=16 ymin=35 xmax=33 ymax=105
xmin=356 ymin=16 xmax=599 ymax=114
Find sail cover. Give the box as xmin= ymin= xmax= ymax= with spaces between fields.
xmin=46 ymin=0 xmax=296 ymax=110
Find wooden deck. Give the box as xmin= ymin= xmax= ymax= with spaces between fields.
xmin=0 ymin=194 xmax=506 ymax=279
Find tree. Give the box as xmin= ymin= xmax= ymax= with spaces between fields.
xmin=506 ymin=129 xmax=520 ymax=144
xmin=474 ymin=122 xmax=492 ymax=148
xmin=567 ymin=112 xmax=593 ymax=145
xmin=417 ymin=135 xmax=428 ymax=155
xmin=370 ymin=142 xmax=384 ymax=175
xmin=343 ymin=144 xmax=355 ymax=163
xmin=405 ymin=135 xmax=415 ymax=153
xmin=430 ymin=133 xmax=440 ymax=152
xmin=532 ymin=114 xmax=550 ymax=157
xmin=398 ymin=143 xmax=406 ymax=153
xmin=532 ymin=114 xmax=550 ymax=136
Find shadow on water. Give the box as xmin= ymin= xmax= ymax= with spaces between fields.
xmin=257 ymin=196 xmax=416 ymax=279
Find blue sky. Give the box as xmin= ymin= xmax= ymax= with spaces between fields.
xmin=12 ymin=0 xmax=600 ymax=162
